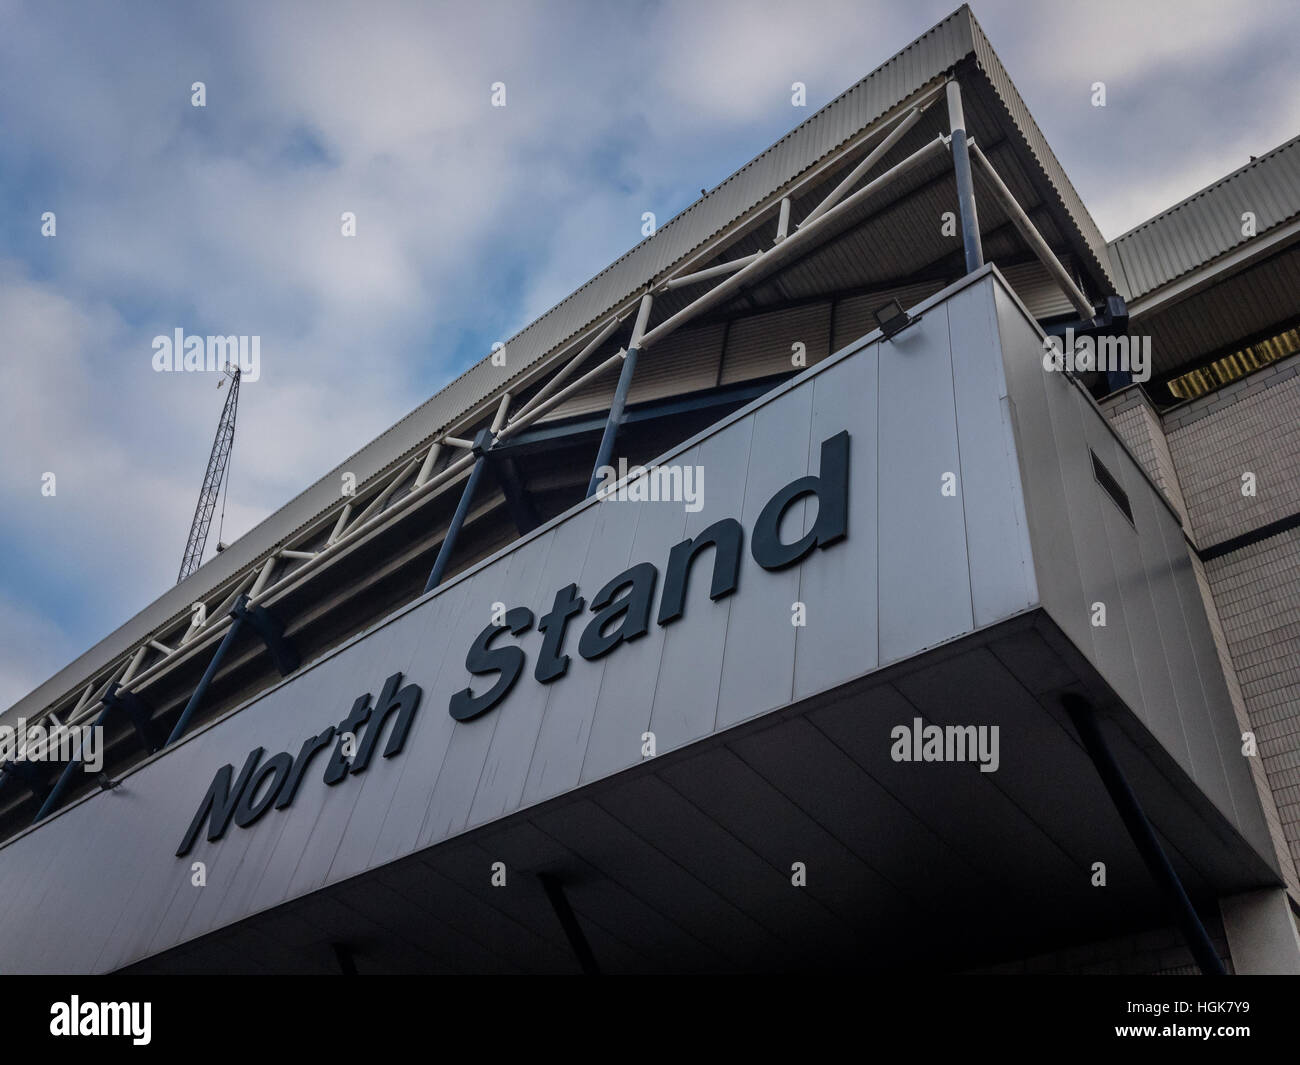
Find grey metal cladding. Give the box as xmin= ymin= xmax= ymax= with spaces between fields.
xmin=8 ymin=4 xmax=1115 ymax=726
xmin=1109 ymin=134 xmax=1300 ymax=299
xmin=713 ymin=389 xmax=813 ymax=731
xmin=1 ymin=271 xmax=1059 ymax=973
xmin=645 ymin=421 xmax=753 ymax=753
xmin=578 ymin=485 xmax=694 ymax=787
xmin=876 ymin=301 xmax=974 ymax=663
xmin=990 ymin=273 xmax=1275 ymax=868
xmin=793 ymin=338 xmax=879 ymax=699
xmin=946 ymin=281 xmax=1039 ymax=626
xmin=518 ymin=486 xmax=641 ymax=806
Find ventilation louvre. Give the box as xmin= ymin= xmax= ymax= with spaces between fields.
xmin=1090 ymin=450 xmax=1134 ymax=526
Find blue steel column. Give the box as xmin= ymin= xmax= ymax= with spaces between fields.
xmin=946 ymin=79 xmax=984 ymax=274
xmin=424 ymin=427 xmax=493 ymax=594
xmin=165 ymin=611 xmax=246 ymax=745
xmin=539 ymin=873 xmax=600 ymax=974
xmin=32 ymin=702 xmax=112 ymax=822
xmin=1062 ymin=693 xmax=1227 ymax=976
xmin=586 ymin=293 xmax=653 ymax=498
xmin=167 ymin=594 xmax=296 ymax=747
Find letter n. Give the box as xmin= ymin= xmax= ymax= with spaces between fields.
xmin=657 ymin=518 xmax=743 ymax=625
xmin=175 ymin=748 xmax=264 ymax=856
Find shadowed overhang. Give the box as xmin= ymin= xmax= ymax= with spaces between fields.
xmin=123 ymin=613 xmax=1278 ymax=975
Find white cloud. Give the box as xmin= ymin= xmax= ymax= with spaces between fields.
xmin=0 ymin=595 xmax=78 ymax=714
xmin=3 ymin=0 xmax=1299 ymax=713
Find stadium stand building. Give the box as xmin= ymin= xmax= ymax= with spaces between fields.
xmin=3 ymin=5 xmax=1299 ymax=974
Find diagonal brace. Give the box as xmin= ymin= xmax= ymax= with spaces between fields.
xmin=538 ymin=873 xmax=600 ymax=975
xmin=232 ymin=594 xmax=300 ymax=677
xmin=103 ymin=682 xmax=162 ymax=753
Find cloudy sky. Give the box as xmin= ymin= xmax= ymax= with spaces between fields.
xmin=2 ymin=0 xmax=1297 ymax=710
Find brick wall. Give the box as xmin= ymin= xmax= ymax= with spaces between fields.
xmin=1164 ymin=359 xmax=1300 ymax=548
xmin=1191 ymin=549 xmax=1300 ymax=898
xmin=1163 ymin=356 xmax=1300 ymax=889
xmin=1204 ymin=530 xmax=1300 ymax=875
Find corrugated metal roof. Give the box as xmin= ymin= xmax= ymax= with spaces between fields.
xmin=7 ymin=4 xmax=1118 ymax=722
xmin=1109 ymin=135 xmax=1300 ymax=300
xmin=966 ymin=14 xmax=1118 ymax=299
xmin=1135 ymin=240 xmax=1300 ymax=378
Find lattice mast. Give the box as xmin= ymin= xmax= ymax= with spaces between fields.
xmin=177 ymin=367 xmax=240 ymax=583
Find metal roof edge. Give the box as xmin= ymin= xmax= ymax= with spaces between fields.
xmin=963 ymin=7 xmax=1119 ymax=298
xmin=1107 ymin=134 xmax=1300 ymax=300
xmin=1109 ymin=133 xmax=1300 ymax=246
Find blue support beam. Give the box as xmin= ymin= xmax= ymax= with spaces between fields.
xmin=165 ymin=593 xmax=299 ymax=748
xmin=489 ymin=452 xmax=541 ymax=536
xmin=946 ymin=80 xmax=984 ymax=274
xmin=424 ymin=428 xmax=493 ymax=594
xmin=165 ymin=612 xmax=246 ymax=746
xmin=103 ymin=683 xmax=162 ymax=753
xmin=31 ymin=591 xmax=301 ymax=821
xmin=586 ymin=293 xmax=652 ymax=499
xmin=539 ymin=873 xmax=600 ymax=975
xmin=231 ymin=595 xmax=299 ymax=678
xmin=1062 ymin=693 xmax=1226 ymax=977
xmin=32 ymin=702 xmax=113 ymax=824
xmin=585 ymin=345 xmax=639 ymax=499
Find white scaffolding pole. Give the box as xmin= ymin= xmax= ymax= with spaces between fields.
xmin=801 ymin=99 xmax=931 ymax=228
xmin=507 ymin=314 xmax=624 ymax=425
xmin=968 ymin=141 xmax=1093 ymax=318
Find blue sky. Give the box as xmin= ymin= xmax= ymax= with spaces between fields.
xmin=2 ymin=0 xmax=1298 ymax=710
